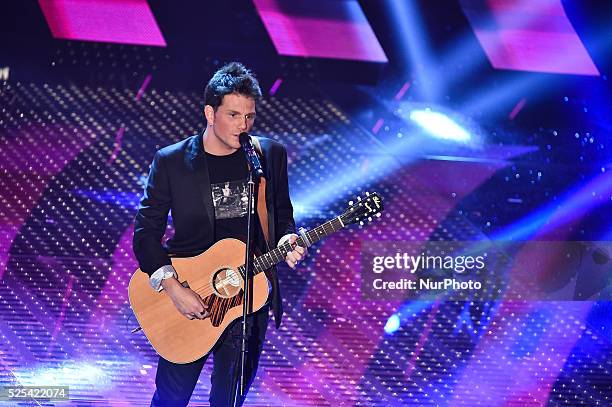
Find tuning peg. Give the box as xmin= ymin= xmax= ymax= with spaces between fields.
xmin=349 ymin=200 xmax=353 ymax=205
xmin=376 ymin=213 xmax=381 ymax=217
xmin=368 ymin=217 xmax=372 ymax=222
xmin=359 ymin=221 xmax=364 ymax=226
xmin=365 ymin=191 xmax=370 ymax=196
xmin=357 ymin=196 xmax=362 ymax=201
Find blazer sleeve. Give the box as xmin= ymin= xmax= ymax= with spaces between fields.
xmin=133 ymin=151 xmax=172 ymax=276
xmin=274 ymin=144 xmax=296 ymax=244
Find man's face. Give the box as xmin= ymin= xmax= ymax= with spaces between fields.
xmin=205 ymin=93 xmax=256 ymax=153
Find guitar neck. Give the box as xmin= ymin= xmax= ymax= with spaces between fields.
xmin=238 ymin=216 xmax=345 ymax=275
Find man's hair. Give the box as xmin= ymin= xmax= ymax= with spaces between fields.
xmin=204 ymin=62 xmax=262 ymax=110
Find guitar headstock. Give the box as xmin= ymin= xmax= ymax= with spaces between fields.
xmin=340 ymin=192 xmax=384 ymax=226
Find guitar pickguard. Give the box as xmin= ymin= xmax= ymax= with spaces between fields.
xmin=203 ymin=290 xmax=243 ymax=327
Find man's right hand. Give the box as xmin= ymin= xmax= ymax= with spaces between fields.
xmin=161 ymin=278 xmax=209 ymax=320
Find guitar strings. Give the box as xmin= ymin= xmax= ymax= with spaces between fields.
xmin=186 ymin=240 xmax=295 ymax=298
xmin=183 ymin=218 xmax=341 ymax=298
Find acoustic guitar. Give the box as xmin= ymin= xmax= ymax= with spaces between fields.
xmin=128 ymin=192 xmax=383 ymax=363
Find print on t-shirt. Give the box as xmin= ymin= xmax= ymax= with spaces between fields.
xmin=211 ymin=179 xmax=248 ymax=219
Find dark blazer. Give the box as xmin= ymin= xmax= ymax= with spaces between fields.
xmin=133 ymin=133 xmax=295 ymax=327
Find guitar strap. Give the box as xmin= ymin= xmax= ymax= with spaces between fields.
xmin=250 ymin=136 xmax=271 ymax=246
xmin=252 ymin=137 xmax=281 ymax=326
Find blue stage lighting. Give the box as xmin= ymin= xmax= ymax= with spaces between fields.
xmin=490 ymin=171 xmax=612 ymax=241
xmin=15 ymin=362 xmax=108 ymax=387
xmin=384 ymin=301 xmax=437 ymax=335
xmin=409 ymin=109 xmax=472 ymax=143
xmin=384 ymin=314 xmax=400 ymax=334
xmin=292 ymin=104 xmax=485 ymax=219
xmin=459 ymin=25 xmax=612 ymax=119
xmin=388 ymin=0 xmax=438 ymax=101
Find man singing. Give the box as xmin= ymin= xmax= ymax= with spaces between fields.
xmin=133 ymin=62 xmax=306 ymax=406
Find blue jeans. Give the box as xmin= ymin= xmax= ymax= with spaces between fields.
xmin=151 ymin=307 xmax=269 ymax=407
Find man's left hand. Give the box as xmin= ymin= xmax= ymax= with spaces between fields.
xmin=281 ymin=233 xmax=307 ymax=269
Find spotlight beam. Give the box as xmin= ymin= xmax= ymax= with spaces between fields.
xmin=388 ymin=0 xmax=439 ymax=101
xmin=457 ymin=21 xmax=612 ymax=119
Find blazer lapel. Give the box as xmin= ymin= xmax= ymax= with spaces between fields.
xmin=187 ymin=134 xmax=215 ymax=237
xmin=261 ymin=145 xmax=276 ymax=245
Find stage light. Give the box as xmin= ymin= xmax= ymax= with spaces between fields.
xmin=460 ymin=0 xmax=599 ymax=76
xmin=291 ymin=134 xmax=418 ymax=221
xmin=387 ymin=0 xmax=438 ymax=101
xmin=15 ymin=362 xmax=107 ymax=387
xmin=384 ymin=301 xmax=436 ymax=335
xmin=384 ymin=314 xmax=400 ymax=334
xmin=291 ymin=104 xmax=485 ymax=219
xmin=0 ymin=67 xmax=9 ymax=81
xmin=409 ymin=109 xmax=471 ymax=143
xmin=458 ymin=25 xmax=612 ymax=118
xmin=73 ymin=189 xmax=140 ymax=209
xmin=490 ymin=171 xmax=612 ymax=241
xmin=254 ymin=0 xmax=387 ymax=62
xmin=38 ymin=0 xmax=166 ymax=46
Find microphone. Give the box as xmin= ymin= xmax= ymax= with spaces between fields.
xmin=239 ymin=132 xmax=264 ymax=179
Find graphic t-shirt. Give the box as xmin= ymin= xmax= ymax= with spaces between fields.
xmin=205 ymin=149 xmax=263 ymax=247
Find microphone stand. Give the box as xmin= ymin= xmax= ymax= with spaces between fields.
xmin=234 ymin=164 xmax=258 ymax=407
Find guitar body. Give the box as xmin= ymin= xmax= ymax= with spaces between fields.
xmin=128 ymin=192 xmax=384 ymax=364
xmin=128 ymin=238 xmax=269 ymax=364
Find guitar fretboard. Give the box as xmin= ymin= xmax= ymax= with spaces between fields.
xmin=237 ymin=216 xmax=344 ymax=276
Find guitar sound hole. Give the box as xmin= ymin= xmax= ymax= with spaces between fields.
xmin=212 ymin=268 xmax=242 ymax=298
